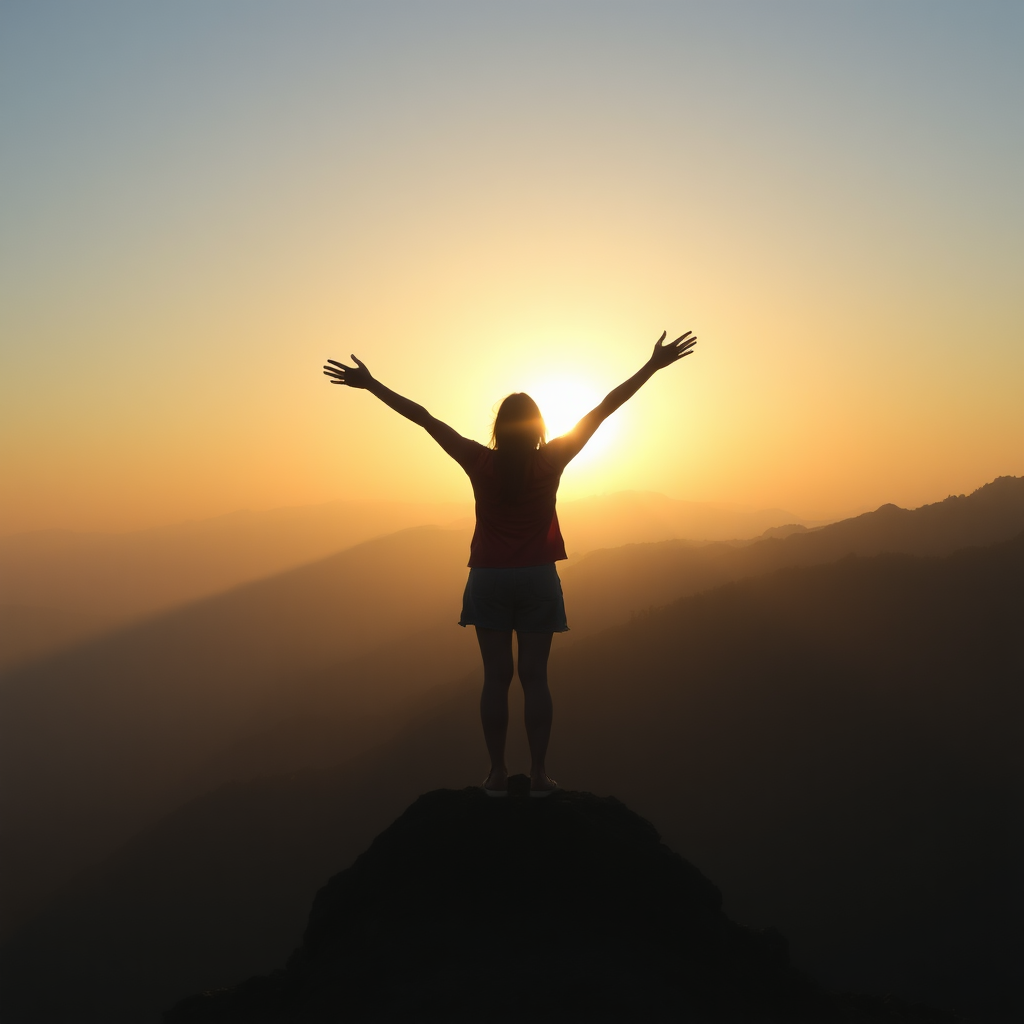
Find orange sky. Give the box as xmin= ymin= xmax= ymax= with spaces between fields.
xmin=2 ymin=1 xmax=1021 ymax=535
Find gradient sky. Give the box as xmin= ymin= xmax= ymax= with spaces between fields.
xmin=2 ymin=0 xmax=1021 ymax=534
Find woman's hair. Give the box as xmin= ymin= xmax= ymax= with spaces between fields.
xmin=490 ymin=393 xmax=546 ymax=504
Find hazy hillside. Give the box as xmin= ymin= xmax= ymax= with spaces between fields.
xmin=562 ymin=475 xmax=1024 ymax=633
xmin=557 ymin=535 xmax=1023 ymax=1018
xmin=1 ymin=531 xmax=1019 ymax=1023
xmin=0 ymin=499 xmax=471 ymax=670
xmin=557 ymin=489 xmax=817 ymax=554
xmin=0 ymin=605 xmax=123 ymax=676
xmin=0 ymin=491 xmax=818 ymax=672
xmin=0 ymin=493 xmax=815 ymax=622
xmin=0 ymin=526 xmax=473 ymax=935
xmin=1 ymin=477 xmax=1020 ymax=943
xmin=5 ymin=477 xmax=1004 ymax=674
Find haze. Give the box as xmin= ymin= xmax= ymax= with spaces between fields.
xmin=2 ymin=0 xmax=1021 ymax=536
xmin=2 ymin=478 xmax=1021 ymax=1022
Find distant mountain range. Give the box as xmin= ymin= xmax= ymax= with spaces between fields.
xmin=560 ymin=475 xmax=1024 ymax=634
xmin=0 ymin=476 xmax=1020 ymax=1022
xmin=0 ymin=490 xmax=822 ymax=671
xmin=0 ymin=499 xmax=472 ymax=670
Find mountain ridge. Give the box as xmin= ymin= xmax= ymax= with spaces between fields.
xmin=0 ymin=489 xmax=814 ymax=654
xmin=1 ymin=479 xmax=1017 ymax=673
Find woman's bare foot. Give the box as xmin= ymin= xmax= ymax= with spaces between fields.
xmin=530 ymin=773 xmax=559 ymax=795
xmin=483 ymin=768 xmax=508 ymax=794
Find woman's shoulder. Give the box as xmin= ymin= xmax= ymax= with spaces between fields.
xmin=538 ymin=438 xmax=571 ymax=472
xmin=459 ymin=439 xmax=493 ymax=473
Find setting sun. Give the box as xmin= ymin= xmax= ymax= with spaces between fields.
xmin=518 ymin=377 xmax=617 ymax=463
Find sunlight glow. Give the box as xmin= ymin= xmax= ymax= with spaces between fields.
xmin=521 ymin=377 xmax=617 ymax=464
xmin=1 ymin=3 xmax=1020 ymax=533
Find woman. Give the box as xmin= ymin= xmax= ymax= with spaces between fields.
xmin=323 ymin=330 xmax=696 ymax=797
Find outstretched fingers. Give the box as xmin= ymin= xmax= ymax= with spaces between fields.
xmin=323 ymin=358 xmax=351 ymax=384
xmin=322 ymin=353 xmax=372 ymax=387
xmin=673 ymin=332 xmax=697 ymax=357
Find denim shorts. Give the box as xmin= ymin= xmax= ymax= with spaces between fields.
xmin=458 ymin=563 xmax=569 ymax=633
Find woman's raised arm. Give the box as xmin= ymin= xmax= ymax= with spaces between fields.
xmin=323 ymin=354 xmax=471 ymax=461
xmin=546 ymin=331 xmax=697 ymax=466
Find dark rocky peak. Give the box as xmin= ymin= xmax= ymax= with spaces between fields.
xmin=166 ymin=781 xmax=964 ymax=1023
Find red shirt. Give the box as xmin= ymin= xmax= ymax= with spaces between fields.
xmin=455 ymin=442 xmax=568 ymax=568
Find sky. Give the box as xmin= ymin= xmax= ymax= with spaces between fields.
xmin=1 ymin=0 xmax=1021 ymax=535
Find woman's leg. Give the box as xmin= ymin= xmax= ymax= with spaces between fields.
xmin=475 ymin=627 xmax=514 ymax=789
xmin=516 ymin=631 xmax=555 ymax=789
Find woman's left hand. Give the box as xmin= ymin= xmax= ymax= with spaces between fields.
xmin=323 ymin=354 xmax=374 ymax=388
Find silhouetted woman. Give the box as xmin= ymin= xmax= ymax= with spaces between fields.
xmin=324 ymin=331 xmax=696 ymax=796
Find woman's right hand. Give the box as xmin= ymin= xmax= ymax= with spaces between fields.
xmin=323 ymin=354 xmax=374 ymax=388
xmin=648 ymin=331 xmax=697 ymax=370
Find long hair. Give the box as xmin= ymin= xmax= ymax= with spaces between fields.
xmin=490 ymin=393 xmax=546 ymax=505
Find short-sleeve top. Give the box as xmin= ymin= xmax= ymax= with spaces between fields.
xmin=452 ymin=440 xmax=568 ymax=568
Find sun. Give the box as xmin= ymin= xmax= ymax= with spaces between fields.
xmin=520 ymin=377 xmax=617 ymax=461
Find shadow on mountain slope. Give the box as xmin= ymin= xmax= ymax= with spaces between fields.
xmin=0 ymin=526 xmax=474 ymax=935
xmin=165 ymin=784 xmax=963 ymax=1024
